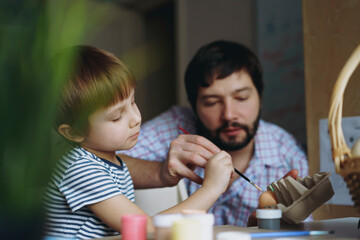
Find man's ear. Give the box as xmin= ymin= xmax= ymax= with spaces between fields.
xmin=57 ymin=124 xmax=85 ymax=143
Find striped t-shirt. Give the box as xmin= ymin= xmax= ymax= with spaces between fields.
xmin=43 ymin=146 xmax=134 ymax=239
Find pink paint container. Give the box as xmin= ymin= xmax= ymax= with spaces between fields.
xmin=121 ymin=214 xmax=147 ymax=240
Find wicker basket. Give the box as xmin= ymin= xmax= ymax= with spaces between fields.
xmin=328 ymin=44 xmax=360 ymax=208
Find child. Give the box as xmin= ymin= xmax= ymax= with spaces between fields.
xmin=43 ymin=45 xmax=233 ymax=239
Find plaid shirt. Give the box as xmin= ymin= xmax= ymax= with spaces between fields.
xmin=122 ymin=106 xmax=308 ymax=226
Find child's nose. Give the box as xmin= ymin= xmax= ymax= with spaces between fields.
xmin=130 ymin=105 xmax=141 ymax=128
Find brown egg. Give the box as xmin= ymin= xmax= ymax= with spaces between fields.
xmin=259 ymin=191 xmax=278 ymax=208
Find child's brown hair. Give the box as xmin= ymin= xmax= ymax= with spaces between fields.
xmin=56 ymin=45 xmax=136 ymax=134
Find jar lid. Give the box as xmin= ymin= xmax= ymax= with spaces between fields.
xmin=256 ymin=209 xmax=282 ymax=219
xmin=183 ymin=213 xmax=215 ymax=225
xmin=216 ymin=231 xmax=251 ymax=240
xmin=181 ymin=209 xmax=206 ymax=214
xmin=153 ymin=214 xmax=182 ymax=227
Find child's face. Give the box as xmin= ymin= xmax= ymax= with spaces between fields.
xmin=80 ymin=90 xmax=141 ymax=156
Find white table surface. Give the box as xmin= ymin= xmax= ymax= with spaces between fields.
xmin=94 ymin=217 xmax=360 ymax=240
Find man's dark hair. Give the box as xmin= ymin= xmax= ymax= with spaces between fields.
xmin=185 ymin=40 xmax=263 ymax=110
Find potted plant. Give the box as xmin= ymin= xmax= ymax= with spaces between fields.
xmin=0 ymin=1 xmax=104 ymax=238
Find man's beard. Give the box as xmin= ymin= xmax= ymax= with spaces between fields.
xmin=196 ymin=113 xmax=260 ymax=151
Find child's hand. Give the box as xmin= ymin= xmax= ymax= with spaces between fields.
xmin=202 ymin=150 xmax=233 ymax=195
xmin=163 ymin=134 xmax=221 ymax=186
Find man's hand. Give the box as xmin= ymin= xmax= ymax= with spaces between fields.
xmin=160 ymin=134 xmax=221 ymax=186
xmin=283 ymin=169 xmax=299 ymax=180
xmin=246 ymin=169 xmax=300 ymax=227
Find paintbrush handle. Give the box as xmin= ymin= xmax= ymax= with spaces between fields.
xmin=234 ymin=168 xmax=262 ymax=192
xmin=234 ymin=168 xmax=250 ymax=182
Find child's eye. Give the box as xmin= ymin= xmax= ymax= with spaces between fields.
xmin=112 ymin=116 xmax=122 ymax=122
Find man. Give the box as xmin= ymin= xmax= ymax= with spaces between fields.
xmin=121 ymin=40 xmax=308 ymax=226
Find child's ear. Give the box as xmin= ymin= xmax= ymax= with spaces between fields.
xmin=57 ymin=124 xmax=85 ymax=143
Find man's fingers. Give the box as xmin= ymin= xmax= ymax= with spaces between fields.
xmin=169 ymin=147 xmax=208 ymax=168
xmin=177 ymin=166 xmax=203 ymax=185
xmin=166 ymin=134 xmax=222 ymax=185
xmin=283 ymin=169 xmax=299 ymax=179
xmin=167 ymin=154 xmax=204 ymax=184
xmin=180 ymin=143 xmax=214 ymax=160
xmin=179 ymin=134 xmax=220 ymax=155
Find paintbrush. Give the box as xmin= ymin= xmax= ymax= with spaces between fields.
xmin=178 ymin=126 xmax=263 ymax=192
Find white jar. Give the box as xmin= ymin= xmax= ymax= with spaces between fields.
xmin=182 ymin=213 xmax=215 ymax=240
xmin=153 ymin=214 xmax=182 ymax=240
xmin=172 ymin=218 xmax=201 ymax=240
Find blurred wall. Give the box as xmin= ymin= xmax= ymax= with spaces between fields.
xmin=255 ymin=0 xmax=306 ymax=146
xmin=303 ymin=0 xmax=360 ymax=219
xmin=51 ymin=0 xmax=306 ymax=146
xmin=176 ymin=0 xmax=255 ymax=107
xmin=53 ymin=0 xmax=176 ymax=122
xmin=89 ymin=1 xmax=176 ymax=122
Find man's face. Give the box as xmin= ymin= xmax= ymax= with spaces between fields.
xmin=195 ymin=70 xmax=261 ymax=151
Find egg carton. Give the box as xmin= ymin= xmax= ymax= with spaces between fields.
xmin=267 ymin=172 xmax=334 ymax=224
